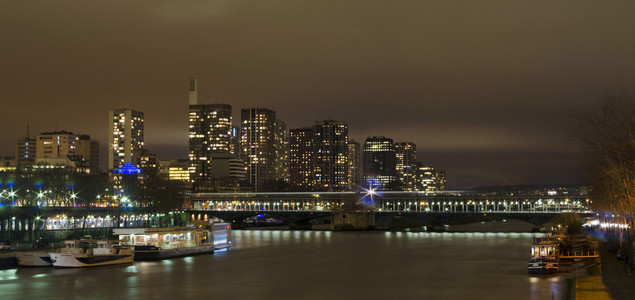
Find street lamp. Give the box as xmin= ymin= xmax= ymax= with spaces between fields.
xmin=9 ymin=188 xmax=16 ymax=205
xmin=362 ymin=185 xmax=377 ymax=208
xmin=9 ymin=216 xmax=16 ymax=242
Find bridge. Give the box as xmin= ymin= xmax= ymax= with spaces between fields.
xmin=186 ymin=191 xmax=594 ymax=228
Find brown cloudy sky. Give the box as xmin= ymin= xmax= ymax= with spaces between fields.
xmin=2 ymin=1 xmax=634 ymax=188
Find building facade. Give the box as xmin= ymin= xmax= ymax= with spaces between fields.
xmin=347 ymin=139 xmax=360 ymax=191
xmin=16 ymin=137 xmax=36 ymax=167
xmin=35 ymin=131 xmax=99 ymax=173
xmin=395 ymin=142 xmax=416 ymax=191
xmin=79 ymin=135 xmax=100 ymax=173
xmin=312 ymin=120 xmax=349 ymax=192
xmin=240 ymin=108 xmax=277 ymax=192
xmin=274 ymin=119 xmax=289 ymax=188
xmin=363 ymin=136 xmax=397 ymax=190
xmin=108 ymin=109 xmax=144 ymax=171
xmin=210 ymin=153 xmax=247 ymax=180
xmin=289 ymin=128 xmax=314 ymax=191
xmin=36 ymin=130 xmax=79 ymax=159
xmin=0 ymin=156 xmax=16 ymax=171
xmin=414 ymin=164 xmax=447 ymax=191
xmin=159 ymin=160 xmax=191 ymax=182
xmin=188 ymin=103 xmax=233 ymax=183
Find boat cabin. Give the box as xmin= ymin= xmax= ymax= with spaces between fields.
xmin=530 ymin=235 xmax=560 ymax=260
xmin=114 ymin=227 xmax=212 ymax=249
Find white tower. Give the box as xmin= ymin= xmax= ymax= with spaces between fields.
xmin=189 ymin=78 xmax=198 ymax=105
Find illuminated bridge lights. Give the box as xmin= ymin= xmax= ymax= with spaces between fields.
xmin=187 ymin=192 xmax=591 ymax=214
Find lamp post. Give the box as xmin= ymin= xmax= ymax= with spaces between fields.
xmin=9 ymin=188 xmax=16 ymax=206
xmin=9 ymin=216 xmax=16 ymax=242
xmin=70 ymin=191 xmax=77 ymax=207
xmin=32 ymin=215 xmax=40 ymax=242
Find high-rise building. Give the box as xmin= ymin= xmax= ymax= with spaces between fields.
xmin=188 ymin=102 xmax=233 ymax=183
xmin=289 ymin=128 xmax=314 ymax=191
xmin=230 ymin=126 xmax=240 ymax=155
xmin=108 ymin=109 xmax=144 ymax=170
xmin=187 ymin=79 xmax=233 ymax=184
xmin=312 ymin=120 xmax=349 ymax=192
xmin=395 ymin=142 xmax=416 ymax=191
xmin=240 ymin=108 xmax=277 ymax=192
xmin=347 ymin=139 xmax=361 ymax=191
xmin=363 ymin=136 xmax=397 ymax=190
xmin=414 ymin=163 xmax=446 ymax=191
xmin=274 ymin=119 xmax=289 ymax=189
xmin=16 ymin=137 xmax=36 ymax=167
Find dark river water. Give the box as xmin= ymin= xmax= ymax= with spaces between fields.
xmin=0 ymin=231 xmax=564 ymax=300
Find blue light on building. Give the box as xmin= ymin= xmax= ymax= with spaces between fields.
xmin=113 ymin=162 xmax=143 ymax=175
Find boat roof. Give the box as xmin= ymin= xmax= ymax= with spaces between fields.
xmin=113 ymin=227 xmax=209 ymax=235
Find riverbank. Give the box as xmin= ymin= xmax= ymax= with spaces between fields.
xmin=564 ymin=234 xmax=635 ymax=300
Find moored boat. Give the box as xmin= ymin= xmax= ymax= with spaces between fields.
xmin=49 ymin=239 xmax=134 ymax=268
xmin=114 ymin=223 xmax=231 ymax=260
xmin=528 ymin=235 xmax=561 ymax=274
xmin=527 ymin=259 xmax=559 ymax=274
xmin=16 ymin=251 xmax=53 ymax=267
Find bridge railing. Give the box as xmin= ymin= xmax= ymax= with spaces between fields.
xmin=187 ymin=194 xmax=590 ymax=214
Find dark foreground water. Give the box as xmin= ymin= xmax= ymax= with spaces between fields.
xmin=0 ymin=231 xmax=564 ymax=300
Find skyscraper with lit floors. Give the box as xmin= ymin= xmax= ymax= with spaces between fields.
xmin=363 ymin=136 xmax=397 ymax=190
xmin=312 ymin=120 xmax=349 ymax=192
xmin=108 ymin=109 xmax=144 ymax=171
xmin=395 ymin=142 xmax=416 ymax=191
xmin=240 ymin=107 xmax=277 ymax=192
xmin=187 ymin=78 xmax=233 ymax=185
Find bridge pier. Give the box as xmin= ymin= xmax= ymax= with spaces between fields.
xmin=331 ymin=211 xmax=375 ymax=230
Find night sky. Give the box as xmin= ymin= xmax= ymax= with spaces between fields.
xmin=2 ymin=1 xmax=634 ymax=189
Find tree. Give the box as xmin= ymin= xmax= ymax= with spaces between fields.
xmin=576 ymin=95 xmax=635 ymax=227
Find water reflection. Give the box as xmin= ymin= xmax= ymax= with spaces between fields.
xmin=0 ymin=231 xmax=563 ymax=299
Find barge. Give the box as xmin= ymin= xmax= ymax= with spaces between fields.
xmin=114 ymin=223 xmax=231 ymax=260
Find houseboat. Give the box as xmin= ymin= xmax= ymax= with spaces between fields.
xmin=49 ymin=239 xmax=134 ymax=268
xmin=113 ymin=223 xmax=231 ymax=260
xmin=528 ymin=234 xmax=561 ymax=274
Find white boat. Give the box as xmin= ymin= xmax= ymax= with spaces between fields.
xmin=16 ymin=251 xmax=53 ymax=267
xmin=114 ymin=223 xmax=231 ymax=260
xmin=49 ymin=239 xmax=134 ymax=268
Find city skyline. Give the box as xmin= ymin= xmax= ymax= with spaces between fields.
xmin=3 ymin=1 xmax=635 ymax=188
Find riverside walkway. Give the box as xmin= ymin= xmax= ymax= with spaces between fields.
xmin=570 ymin=237 xmax=634 ymax=300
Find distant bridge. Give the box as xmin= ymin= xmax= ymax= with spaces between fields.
xmin=186 ymin=191 xmax=594 ymax=226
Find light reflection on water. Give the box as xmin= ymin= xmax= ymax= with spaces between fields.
xmin=0 ymin=231 xmax=563 ymax=299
